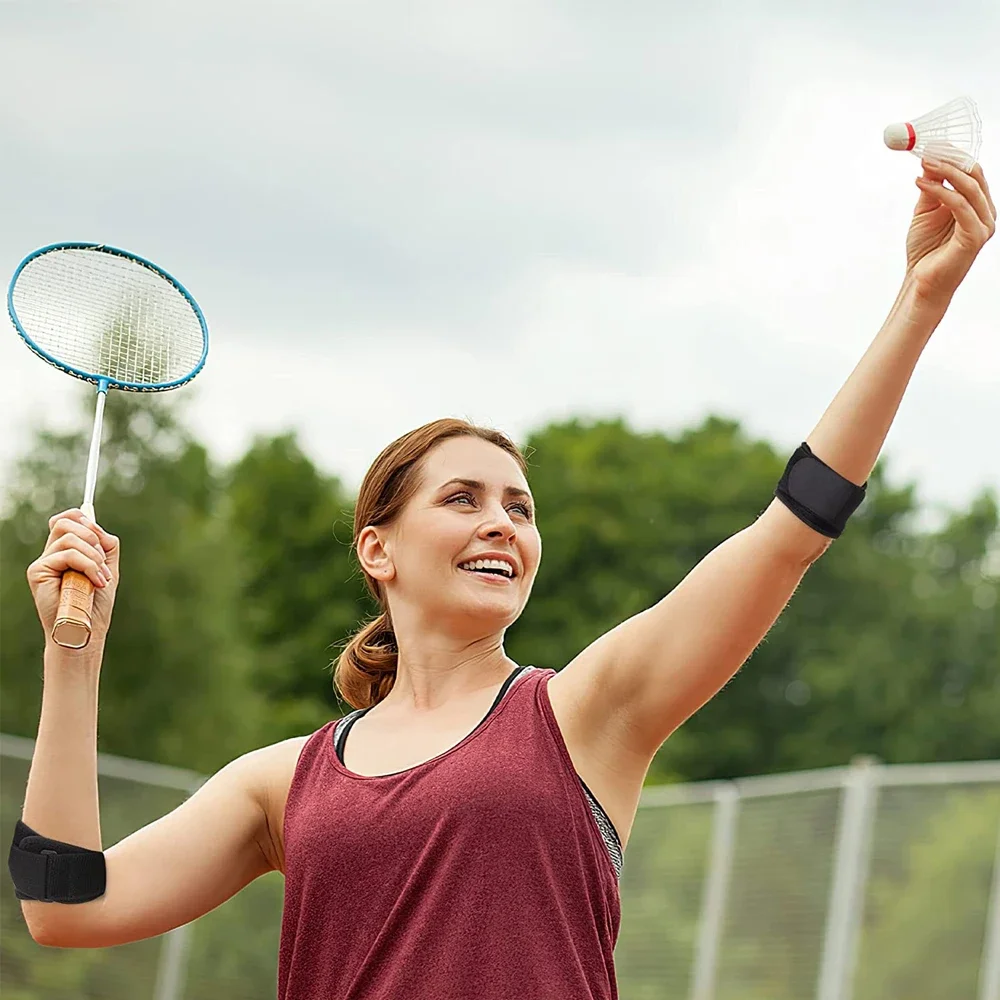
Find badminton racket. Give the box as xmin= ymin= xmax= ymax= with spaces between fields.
xmin=7 ymin=242 xmax=209 ymax=648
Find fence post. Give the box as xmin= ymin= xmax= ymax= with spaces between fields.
xmin=151 ymin=777 xmax=204 ymax=1000
xmin=689 ymin=784 xmax=740 ymax=1000
xmin=978 ymin=815 xmax=1000 ymax=1000
xmin=815 ymin=756 xmax=879 ymax=1000
xmin=153 ymin=923 xmax=193 ymax=1000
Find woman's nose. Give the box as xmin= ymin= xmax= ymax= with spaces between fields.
xmin=479 ymin=507 xmax=517 ymax=540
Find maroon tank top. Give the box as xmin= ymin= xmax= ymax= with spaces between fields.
xmin=278 ymin=666 xmax=621 ymax=999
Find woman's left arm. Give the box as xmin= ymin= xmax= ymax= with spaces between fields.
xmin=559 ymin=160 xmax=996 ymax=759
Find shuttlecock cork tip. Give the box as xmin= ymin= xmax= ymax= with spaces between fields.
xmin=884 ymin=122 xmax=915 ymax=152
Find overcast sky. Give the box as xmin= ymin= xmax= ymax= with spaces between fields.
xmin=1 ymin=0 xmax=997 ymax=529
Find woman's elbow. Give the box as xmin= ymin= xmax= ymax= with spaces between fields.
xmin=25 ymin=912 xmax=64 ymax=947
xmin=22 ymin=903 xmax=100 ymax=949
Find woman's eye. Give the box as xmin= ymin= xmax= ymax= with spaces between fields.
xmin=446 ymin=494 xmax=531 ymax=519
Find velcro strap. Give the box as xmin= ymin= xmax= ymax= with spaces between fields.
xmin=774 ymin=443 xmax=867 ymax=539
xmin=8 ymin=820 xmax=106 ymax=903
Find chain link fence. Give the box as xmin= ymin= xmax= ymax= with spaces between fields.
xmin=3 ymin=733 xmax=998 ymax=1000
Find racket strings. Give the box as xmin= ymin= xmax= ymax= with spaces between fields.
xmin=11 ymin=248 xmax=204 ymax=388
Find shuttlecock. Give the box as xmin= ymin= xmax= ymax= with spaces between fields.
xmin=883 ymin=96 xmax=981 ymax=173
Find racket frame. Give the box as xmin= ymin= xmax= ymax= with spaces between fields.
xmin=7 ymin=241 xmax=209 ymax=393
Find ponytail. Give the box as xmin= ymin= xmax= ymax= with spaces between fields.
xmin=334 ymin=612 xmax=398 ymax=710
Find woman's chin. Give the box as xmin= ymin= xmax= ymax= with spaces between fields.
xmin=440 ymin=588 xmax=522 ymax=630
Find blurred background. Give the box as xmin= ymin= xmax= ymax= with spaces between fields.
xmin=1 ymin=1 xmax=997 ymax=998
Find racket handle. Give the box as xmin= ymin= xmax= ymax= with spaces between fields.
xmin=52 ymin=570 xmax=95 ymax=649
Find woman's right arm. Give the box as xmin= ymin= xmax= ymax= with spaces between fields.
xmin=18 ymin=509 xmax=289 ymax=948
xmin=24 ymin=735 xmax=283 ymax=948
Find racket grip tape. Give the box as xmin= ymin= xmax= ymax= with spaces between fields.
xmin=52 ymin=571 xmax=95 ymax=649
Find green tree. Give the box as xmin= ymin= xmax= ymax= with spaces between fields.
xmin=781 ymin=494 xmax=999 ymax=772
xmin=507 ymin=416 xmax=999 ymax=782
xmin=0 ymin=390 xmax=265 ymax=773
xmin=224 ymin=432 xmax=371 ymax=742
xmin=3 ymin=405 xmax=998 ymax=1000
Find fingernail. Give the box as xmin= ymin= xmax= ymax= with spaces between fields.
xmin=102 ymin=564 xmax=113 ymax=581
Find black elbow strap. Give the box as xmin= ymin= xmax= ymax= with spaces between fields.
xmin=774 ymin=442 xmax=868 ymax=539
xmin=7 ymin=820 xmax=106 ymax=903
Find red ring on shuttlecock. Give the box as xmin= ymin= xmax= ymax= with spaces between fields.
xmin=904 ymin=122 xmax=916 ymax=151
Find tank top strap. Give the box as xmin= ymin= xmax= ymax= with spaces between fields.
xmin=332 ymin=664 xmax=536 ymax=761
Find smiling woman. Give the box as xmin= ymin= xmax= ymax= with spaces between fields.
xmin=274 ymin=418 xmax=636 ymax=999
xmin=9 ymin=155 xmax=995 ymax=1000
xmin=334 ymin=419 xmax=538 ymax=710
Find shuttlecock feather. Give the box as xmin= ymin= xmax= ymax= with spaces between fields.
xmin=883 ymin=96 xmax=982 ymax=173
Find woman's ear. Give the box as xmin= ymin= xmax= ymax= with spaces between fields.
xmin=357 ymin=525 xmax=395 ymax=583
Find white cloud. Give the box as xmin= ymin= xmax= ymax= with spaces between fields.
xmin=1 ymin=0 xmax=996 ymax=526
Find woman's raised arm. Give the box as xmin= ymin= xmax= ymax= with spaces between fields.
xmin=14 ymin=508 xmax=299 ymax=948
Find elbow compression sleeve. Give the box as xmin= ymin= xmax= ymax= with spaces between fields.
xmin=774 ymin=442 xmax=867 ymax=539
xmin=7 ymin=820 xmax=106 ymax=903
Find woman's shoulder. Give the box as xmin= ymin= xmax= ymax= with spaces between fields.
xmin=244 ymin=729 xmax=330 ymax=873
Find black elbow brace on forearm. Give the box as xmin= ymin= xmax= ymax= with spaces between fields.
xmin=7 ymin=820 xmax=106 ymax=903
xmin=775 ymin=442 xmax=868 ymax=539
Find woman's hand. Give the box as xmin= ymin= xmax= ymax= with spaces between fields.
xmin=906 ymin=159 xmax=996 ymax=307
xmin=27 ymin=509 xmax=120 ymax=647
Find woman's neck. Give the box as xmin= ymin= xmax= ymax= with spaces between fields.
xmin=380 ymin=637 xmax=515 ymax=713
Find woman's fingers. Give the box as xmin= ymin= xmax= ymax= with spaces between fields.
xmin=47 ymin=509 xmax=118 ymax=555
xmin=53 ymin=550 xmax=108 ymax=589
xmin=921 ymin=159 xmax=997 ymax=234
xmin=50 ymin=516 xmax=103 ymax=553
xmin=915 ymin=177 xmax=986 ymax=240
xmin=31 ymin=536 xmax=108 ymax=589
xmin=916 ymin=182 xmax=994 ymax=250
xmin=969 ymin=163 xmax=997 ymax=221
xmin=53 ymin=533 xmax=111 ymax=582
xmin=52 ymin=530 xmax=109 ymax=568
xmin=48 ymin=508 xmax=89 ymax=531
xmin=38 ymin=511 xmax=117 ymax=588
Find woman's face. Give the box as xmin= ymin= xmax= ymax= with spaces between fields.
xmin=375 ymin=436 xmax=541 ymax=634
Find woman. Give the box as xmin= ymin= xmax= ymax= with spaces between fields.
xmin=10 ymin=158 xmax=995 ymax=998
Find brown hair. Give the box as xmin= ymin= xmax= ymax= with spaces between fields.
xmin=334 ymin=418 xmax=529 ymax=710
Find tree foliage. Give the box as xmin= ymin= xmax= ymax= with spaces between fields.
xmin=225 ymin=432 xmax=370 ymax=743
xmin=1 ymin=396 xmax=997 ymax=999
xmin=4 ymin=400 xmax=996 ymax=776
xmin=1 ymin=393 xmax=264 ymax=774
xmin=508 ymin=416 xmax=999 ymax=782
